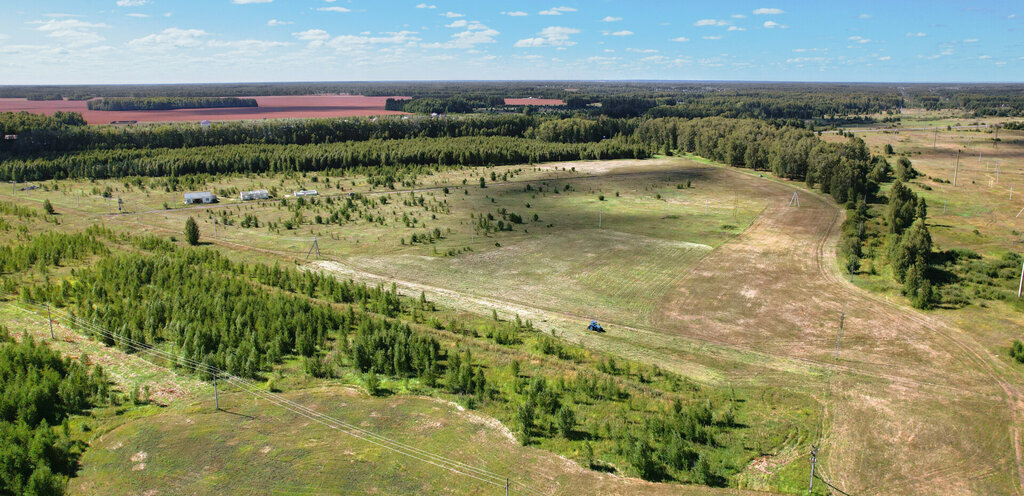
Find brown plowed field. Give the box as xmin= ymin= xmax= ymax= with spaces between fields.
xmin=0 ymin=95 xmax=409 ymax=125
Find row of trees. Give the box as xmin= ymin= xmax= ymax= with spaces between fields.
xmin=86 ymin=97 xmax=258 ymax=111
xmin=0 ymin=136 xmax=649 ymax=181
xmin=634 ymin=117 xmax=875 ymax=204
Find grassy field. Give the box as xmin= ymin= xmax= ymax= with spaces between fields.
xmin=2 ymin=148 xmax=1023 ymax=494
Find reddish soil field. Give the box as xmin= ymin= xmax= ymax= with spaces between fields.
xmin=0 ymin=95 xmax=409 ymax=125
xmin=504 ymin=98 xmax=565 ymax=106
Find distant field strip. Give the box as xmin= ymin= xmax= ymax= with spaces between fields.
xmin=348 ymin=228 xmax=712 ymax=327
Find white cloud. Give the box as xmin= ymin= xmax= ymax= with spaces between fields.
xmin=325 ymin=31 xmax=419 ymax=52
xmin=906 ymin=32 xmax=926 ymax=37
xmin=128 ymin=27 xmax=209 ymax=49
xmin=979 ymin=55 xmax=991 ymax=59
xmin=116 ymin=0 xmax=148 ymax=5
xmin=601 ymin=16 xmax=622 ymax=22
xmin=208 ymin=39 xmax=290 ymax=52
xmin=753 ymin=8 xmax=783 ymax=15
xmin=728 ymin=26 xmax=746 ymax=31
xmin=318 ymin=7 xmax=351 ymax=12
xmin=610 ymin=30 xmax=633 ymax=36
xmin=963 ymin=38 xmax=978 ymax=43
xmin=671 ymin=36 xmax=689 ymax=42
xmin=877 ymin=56 xmax=891 ymax=60
xmin=267 ymin=19 xmax=292 ymax=26
xmin=416 ymin=3 xmax=436 ymax=8
xmin=127 ymin=13 xmax=149 ymax=17
xmin=35 ymin=19 xmax=110 ymax=45
xmin=848 ymin=35 xmax=870 ymax=43
xmin=502 ymin=11 xmax=528 ymax=16
xmin=443 ymin=11 xmax=464 ymax=18
xmin=857 ymin=14 xmax=872 ymax=19
xmin=731 ymin=14 xmax=746 ymax=18
xmin=426 ymin=20 xmax=499 ymax=48
xmin=626 ymin=47 xmax=657 ymax=53
xmin=539 ymin=6 xmax=576 ymax=16
xmin=514 ymin=26 xmax=580 ymax=47
xmin=702 ymin=35 xmax=722 ymax=40
xmin=293 ymin=28 xmax=330 ymax=46
xmin=763 ymin=20 xmax=784 ymax=28
xmin=232 ymin=0 xmax=272 ymax=4
xmin=694 ymin=19 xmax=728 ymax=27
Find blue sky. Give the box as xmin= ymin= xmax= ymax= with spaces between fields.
xmin=0 ymin=1 xmax=1021 ymax=84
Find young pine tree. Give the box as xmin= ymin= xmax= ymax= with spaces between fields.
xmin=185 ymin=217 xmax=200 ymax=245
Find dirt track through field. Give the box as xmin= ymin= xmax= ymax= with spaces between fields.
xmin=314 ymin=165 xmax=1024 ymax=495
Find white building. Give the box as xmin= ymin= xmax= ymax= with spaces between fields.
xmin=240 ymin=189 xmax=269 ymax=201
xmin=184 ymin=192 xmax=217 ymax=204
xmin=293 ymin=190 xmax=318 ymax=197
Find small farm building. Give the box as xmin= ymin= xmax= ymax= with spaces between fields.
xmin=294 ymin=190 xmax=318 ymax=197
xmin=240 ymin=189 xmax=270 ymax=201
xmin=184 ymin=192 xmax=217 ymax=204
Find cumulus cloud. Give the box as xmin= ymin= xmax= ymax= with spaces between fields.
xmin=116 ymin=0 xmax=148 ymax=6
xmin=501 ymin=11 xmax=528 ymax=16
xmin=318 ymin=6 xmax=351 ymax=12
xmin=129 ymin=27 xmax=209 ymax=49
xmin=232 ymin=0 xmax=272 ymax=4
xmin=207 ymin=39 xmax=290 ymax=52
xmin=539 ymin=6 xmax=576 ymax=16
xmin=514 ymin=26 xmax=580 ymax=47
xmin=426 ymin=20 xmax=499 ymax=49
xmin=416 ymin=3 xmax=436 ymax=8
xmin=694 ymin=19 xmax=728 ymax=27
xmin=601 ymin=16 xmax=622 ymax=22
xmin=671 ymin=36 xmax=689 ymax=42
xmin=702 ymin=35 xmax=722 ymax=40
xmin=753 ymin=8 xmax=783 ymax=15
xmin=443 ymin=11 xmax=464 ymax=18
xmin=728 ymin=26 xmax=746 ymax=31
xmin=610 ymin=30 xmax=633 ymax=36
xmin=326 ymin=31 xmax=420 ymax=51
xmin=267 ymin=19 xmax=292 ymax=26
xmin=763 ymin=20 xmax=780 ymax=28
xmin=35 ymin=19 xmax=110 ymax=45
xmin=963 ymin=38 xmax=978 ymax=43
xmin=848 ymin=35 xmax=870 ymax=43
xmin=127 ymin=13 xmax=149 ymax=17
xmin=293 ymin=28 xmax=330 ymax=47
xmin=906 ymin=32 xmax=926 ymax=37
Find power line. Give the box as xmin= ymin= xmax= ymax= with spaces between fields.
xmin=15 ymin=301 xmax=546 ymax=496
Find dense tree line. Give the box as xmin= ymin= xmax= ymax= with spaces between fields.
xmin=634 ymin=117 xmax=875 ymax=204
xmin=0 ymin=136 xmax=648 ymax=181
xmin=385 ymin=96 xmax=506 ymax=114
xmin=0 ymin=113 xmax=540 ymax=155
xmin=86 ymin=97 xmax=258 ymax=112
xmin=0 ymin=112 xmax=85 ymax=137
xmin=0 ymin=332 xmax=111 ymax=496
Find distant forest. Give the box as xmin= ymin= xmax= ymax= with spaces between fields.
xmin=86 ymin=97 xmax=258 ymax=112
xmin=2 ymin=81 xmax=1023 ymax=117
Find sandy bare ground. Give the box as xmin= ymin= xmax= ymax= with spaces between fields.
xmin=313 ymin=166 xmax=1024 ymax=495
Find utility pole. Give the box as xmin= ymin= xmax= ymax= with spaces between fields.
xmin=835 ymin=312 xmax=844 ymax=360
xmin=1018 ymin=260 xmax=1023 ymax=298
xmin=953 ymin=150 xmax=960 ymax=187
xmin=213 ymin=373 xmax=219 ymax=410
xmin=306 ymin=237 xmax=320 ymax=259
xmin=809 ymin=444 xmax=818 ymax=493
xmin=46 ymin=301 xmax=53 ymax=340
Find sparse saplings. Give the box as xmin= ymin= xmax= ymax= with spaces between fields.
xmin=556 ymin=405 xmax=576 ymax=438
xmin=43 ymin=199 xmax=55 ymax=215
